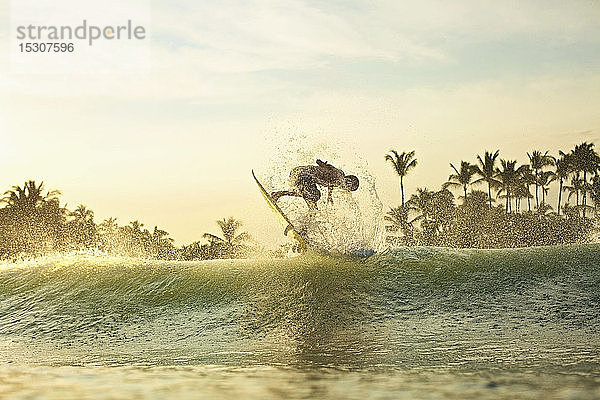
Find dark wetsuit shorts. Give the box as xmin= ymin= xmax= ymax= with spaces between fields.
xmin=294 ymin=172 xmax=321 ymax=204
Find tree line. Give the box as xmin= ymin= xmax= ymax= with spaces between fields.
xmin=3 ymin=141 xmax=597 ymax=259
xmin=0 ymin=181 xmax=253 ymax=260
xmin=384 ymin=141 xmax=600 ymax=248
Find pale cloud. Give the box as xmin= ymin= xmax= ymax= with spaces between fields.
xmin=375 ymin=0 xmax=600 ymax=40
xmin=149 ymin=0 xmax=600 ymax=77
xmin=2 ymin=0 xmax=598 ymax=100
xmin=151 ymin=0 xmax=447 ymax=73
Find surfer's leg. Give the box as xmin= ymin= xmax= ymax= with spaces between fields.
xmin=305 ymin=198 xmax=319 ymax=210
xmin=297 ymin=174 xmax=321 ymax=210
xmin=271 ymin=190 xmax=300 ymax=202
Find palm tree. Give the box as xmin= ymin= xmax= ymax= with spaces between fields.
xmin=98 ymin=217 xmax=119 ymax=253
xmin=69 ymin=205 xmax=96 ymax=249
xmin=99 ymin=217 xmax=118 ymax=235
xmin=120 ymin=220 xmax=149 ymax=255
xmin=463 ymin=190 xmax=491 ymax=213
xmin=527 ymin=150 xmax=554 ymax=209
xmin=564 ymin=176 xmax=584 ymax=212
xmin=2 ymin=185 xmax=27 ymax=210
xmin=443 ymin=161 xmax=476 ymax=203
xmin=203 ymin=217 xmax=251 ymax=258
xmin=496 ymin=159 xmax=521 ymax=212
xmin=591 ymin=174 xmax=600 ymax=216
xmin=70 ymin=204 xmax=94 ymax=223
xmin=406 ymin=188 xmax=434 ymax=223
xmin=538 ymin=170 xmax=556 ymax=206
xmin=406 ymin=188 xmax=455 ymax=245
xmin=512 ymin=170 xmax=533 ymax=213
xmin=554 ymin=152 xmax=571 ymax=215
xmin=474 ymin=150 xmax=500 ymax=208
xmin=385 ymin=150 xmax=418 ymax=206
xmin=571 ymin=142 xmax=600 ymax=217
xmin=384 ymin=205 xmax=415 ymax=245
xmin=0 ymin=180 xmax=64 ymax=254
xmin=2 ymin=180 xmax=60 ymax=212
xmin=519 ymin=165 xmax=536 ymax=211
xmin=127 ymin=220 xmax=146 ymax=244
xmin=151 ymin=226 xmax=169 ymax=243
xmin=151 ymin=226 xmax=174 ymax=259
xmin=384 ymin=205 xmax=413 ymax=233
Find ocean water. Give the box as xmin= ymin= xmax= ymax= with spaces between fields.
xmin=0 ymin=245 xmax=599 ymax=399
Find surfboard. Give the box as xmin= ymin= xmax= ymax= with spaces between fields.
xmin=252 ymin=170 xmax=308 ymax=252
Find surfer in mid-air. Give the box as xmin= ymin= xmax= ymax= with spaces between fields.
xmin=271 ymin=159 xmax=359 ymax=210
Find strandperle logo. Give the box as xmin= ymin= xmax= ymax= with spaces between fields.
xmin=15 ymin=20 xmax=147 ymax=46
xmin=11 ymin=0 xmax=151 ymax=74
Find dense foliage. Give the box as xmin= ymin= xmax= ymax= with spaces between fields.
xmin=385 ymin=142 xmax=600 ymax=248
xmin=0 ymin=182 xmax=252 ymax=260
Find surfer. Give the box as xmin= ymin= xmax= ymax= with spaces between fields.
xmin=271 ymin=159 xmax=359 ymax=210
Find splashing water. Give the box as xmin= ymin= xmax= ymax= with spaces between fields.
xmin=257 ymin=132 xmax=385 ymax=255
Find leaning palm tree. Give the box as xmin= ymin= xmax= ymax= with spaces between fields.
xmin=527 ymin=150 xmax=554 ymax=209
xmin=203 ymin=217 xmax=251 ymax=258
xmin=443 ymin=161 xmax=476 ymax=203
xmin=385 ymin=150 xmax=417 ymax=206
xmin=474 ymin=150 xmax=500 ymax=209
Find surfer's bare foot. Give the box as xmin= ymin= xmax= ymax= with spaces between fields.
xmin=271 ymin=191 xmax=282 ymax=202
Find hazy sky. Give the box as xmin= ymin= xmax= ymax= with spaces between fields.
xmin=1 ymin=0 xmax=599 ymax=246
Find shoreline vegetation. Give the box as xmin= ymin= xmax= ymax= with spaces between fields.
xmin=0 ymin=186 xmax=254 ymax=261
xmin=0 ymin=141 xmax=598 ymax=261
xmin=384 ymin=142 xmax=599 ymax=247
